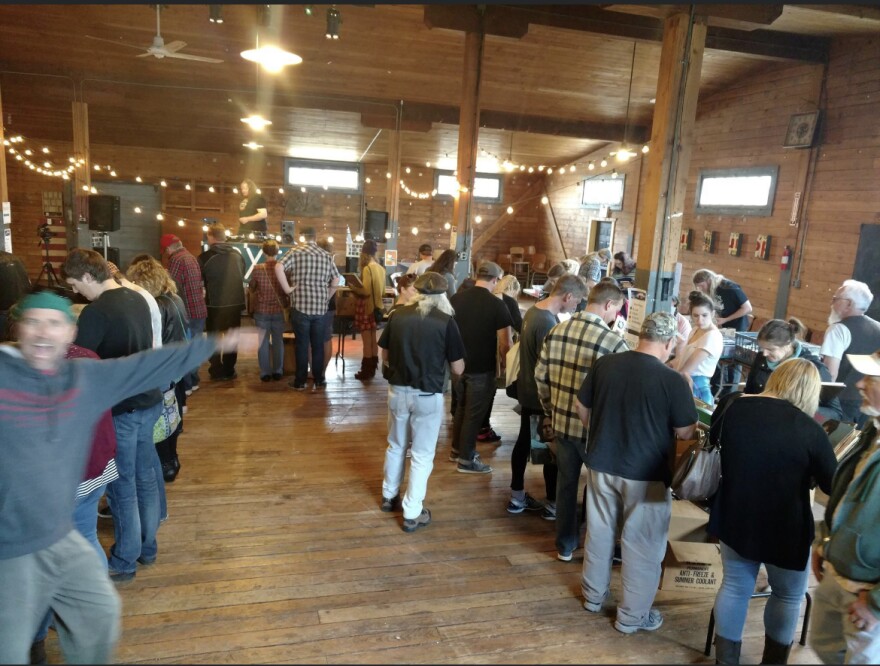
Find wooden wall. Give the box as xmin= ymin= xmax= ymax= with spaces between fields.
xmin=677 ymin=60 xmax=825 ymax=330
xmin=6 ymin=143 xmax=551 ymax=279
xmin=545 ymin=155 xmax=646 ymax=265
xmin=787 ymin=35 xmax=880 ymax=331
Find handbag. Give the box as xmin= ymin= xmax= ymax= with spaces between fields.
xmin=670 ymin=395 xmax=738 ymax=501
xmin=153 ymin=386 xmax=181 ymax=444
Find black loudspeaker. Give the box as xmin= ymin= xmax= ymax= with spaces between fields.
xmin=100 ymin=246 xmax=120 ymax=267
xmin=281 ymin=220 xmax=296 ymax=245
xmin=345 ymin=256 xmax=359 ymax=273
xmin=364 ymin=209 xmax=389 ymax=241
xmin=88 ymin=195 xmax=121 ymax=232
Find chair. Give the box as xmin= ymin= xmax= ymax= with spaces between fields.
xmin=530 ymin=252 xmax=549 ymax=286
xmin=496 ymin=254 xmax=512 ymax=275
xmin=510 ymin=246 xmax=529 ymax=283
xmin=704 ymin=591 xmax=812 ymax=656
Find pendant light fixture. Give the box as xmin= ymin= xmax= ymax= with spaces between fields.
xmin=615 ymin=42 xmax=638 ymax=163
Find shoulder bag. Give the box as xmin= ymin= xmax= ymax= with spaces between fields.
xmin=670 ymin=395 xmax=738 ymax=501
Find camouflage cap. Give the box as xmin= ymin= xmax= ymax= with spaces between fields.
xmin=641 ymin=311 xmax=677 ymax=339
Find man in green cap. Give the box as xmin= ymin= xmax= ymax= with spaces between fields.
xmin=0 ymin=290 xmax=241 ymax=664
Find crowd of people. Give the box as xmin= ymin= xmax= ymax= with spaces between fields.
xmin=1 ymin=233 xmax=878 ymax=664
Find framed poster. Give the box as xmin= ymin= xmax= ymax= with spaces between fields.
xmin=728 ymin=232 xmax=742 ymax=257
xmin=702 ymin=230 xmax=716 ymax=254
xmin=755 ymin=234 xmax=772 ymax=260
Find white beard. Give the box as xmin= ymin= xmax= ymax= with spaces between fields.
xmin=828 ymin=311 xmax=842 ymax=326
xmin=860 ymin=401 xmax=880 ymax=418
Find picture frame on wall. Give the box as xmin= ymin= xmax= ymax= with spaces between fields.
xmin=680 ymin=228 xmax=692 ymax=251
xmin=783 ymin=111 xmax=820 ymax=149
xmin=728 ymin=232 xmax=743 ymax=256
xmin=702 ymin=230 xmax=716 ymax=253
xmin=755 ymin=234 xmax=772 ymax=260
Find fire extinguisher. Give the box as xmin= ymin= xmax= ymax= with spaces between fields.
xmin=780 ymin=245 xmax=792 ymax=270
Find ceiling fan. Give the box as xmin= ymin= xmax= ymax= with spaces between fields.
xmin=85 ymin=5 xmax=224 ymax=63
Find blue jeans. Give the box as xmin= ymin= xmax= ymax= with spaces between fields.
xmin=183 ymin=317 xmax=206 ymax=389
xmin=714 ymin=541 xmax=810 ymax=644
xmin=291 ymin=309 xmax=326 ymax=386
xmin=255 ymin=312 xmax=285 ymax=377
xmin=33 ymin=484 xmax=108 ymax=642
xmin=692 ymin=375 xmax=713 ymax=403
xmin=107 ymin=402 xmax=164 ymax=574
xmin=450 ymin=371 xmax=496 ymax=463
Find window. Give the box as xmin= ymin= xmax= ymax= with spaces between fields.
xmin=434 ymin=170 xmax=502 ymax=203
xmin=581 ymin=176 xmax=625 ymax=210
xmin=695 ymin=166 xmax=778 ymax=217
xmin=284 ymin=158 xmax=362 ymax=193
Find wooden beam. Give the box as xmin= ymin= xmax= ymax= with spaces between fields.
xmin=634 ymin=11 xmax=707 ymax=311
xmin=424 ymin=5 xmax=529 ymax=39
xmin=386 ymin=124 xmax=401 ymax=245
xmin=493 ymin=4 xmax=829 ymax=63
xmin=0 ymin=83 xmax=8 ymax=212
xmin=72 ymin=101 xmax=90 ymax=224
xmin=794 ymin=4 xmax=880 ymax=21
xmin=605 ymin=4 xmax=784 ymax=29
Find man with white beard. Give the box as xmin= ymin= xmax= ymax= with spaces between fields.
xmin=821 ymin=280 xmax=880 ymax=428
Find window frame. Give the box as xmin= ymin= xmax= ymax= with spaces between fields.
xmin=283 ymin=157 xmax=363 ymax=194
xmin=580 ymin=175 xmax=626 ymax=211
xmin=694 ymin=166 xmax=779 ymax=217
xmin=433 ymin=170 xmax=503 ymax=203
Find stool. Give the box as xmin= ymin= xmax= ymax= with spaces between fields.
xmin=704 ymin=591 xmax=812 ymax=656
xmin=282 ymin=332 xmax=296 ymax=375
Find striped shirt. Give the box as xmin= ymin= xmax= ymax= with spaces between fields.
xmin=534 ymin=311 xmax=628 ymax=441
xmin=166 ymin=248 xmax=207 ymax=320
xmin=279 ymin=242 xmax=340 ymax=316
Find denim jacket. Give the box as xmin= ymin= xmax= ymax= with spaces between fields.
xmin=821 ymin=423 xmax=880 ymax=615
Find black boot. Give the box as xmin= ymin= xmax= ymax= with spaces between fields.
xmin=760 ymin=635 xmax=792 ymax=664
xmin=714 ymin=635 xmax=742 ymax=665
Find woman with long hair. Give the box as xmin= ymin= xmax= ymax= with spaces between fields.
xmin=744 ymin=318 xmax=843 ymax=420
xmin=389 ymin=273 xmax=418 ymax=317
xmin=611 ymin=251 xmax=636 ymax=284
xmin=349 ymin=239 xmax=386 ymax=380
xmin=247 ymin=239 xmax=287 ymax=382
xmin=427 ymin=249 xmax=457 ymax=299
xmin=709 ymin=358 xmax=837 ymax=664
xmin=126 ymin=255 xmax=189 ymax=482
xmin=673 ymin=290 xmax=723 ymax=404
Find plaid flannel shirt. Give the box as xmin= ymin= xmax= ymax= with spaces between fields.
xmin=534 ymin=311 xmax=628 ymax=442
xmin=279 ymin=242 xmax=340 ymax=316
xmin=166 ymin=248 xmax=207 ymax=320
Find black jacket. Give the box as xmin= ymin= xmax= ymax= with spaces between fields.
xmin=197 ymin=243 xmax=246 ymax=308
xmin=744 ymin=344 xmax=843 ymax=419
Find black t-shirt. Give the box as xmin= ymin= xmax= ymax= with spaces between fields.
xmin=450 ymin=285 xmax=513 ymax=374
xmin=501 ymin=293 xmax=522 ymax=334
xmin=378 ymin=304 xmax=465 ymax=393
xmin=708 ymin=395 xmax=837 ymax=570
xmin=74 ymin=287 xmax=162 ymax=414
xmin=716 ymin=279 xmax=749 ymax=331
xmin=578 ymin=350 xmax=698 ymax=484
xmin=239 ymin=195 xmax=268 ymax=233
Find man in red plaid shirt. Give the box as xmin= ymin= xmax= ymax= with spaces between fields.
xmin=161 ymin=234 xmax=207 ymax=391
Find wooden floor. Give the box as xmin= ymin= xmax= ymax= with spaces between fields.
xmin=47 ymin=328 xmax=822 ymax=664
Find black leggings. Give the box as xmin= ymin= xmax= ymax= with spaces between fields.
xmin=510 ymin=407 xmax=557 ymax=499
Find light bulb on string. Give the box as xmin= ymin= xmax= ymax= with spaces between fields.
xmin=134 ymin=206 xmax=142 ymax=214
xmin=156 ymin=213 xmax=164 ymax=221
xmin=541 ymin=196 xmax=549 ymax=205
xmin=588 ymin=162 xmax=595 ymax=171
xmin=475 ymin=215 xmax=482 ymax=224
xmin=600 ymin=159 xmax=608 ymax=168
xmin=411 ymin=227 xmax=419 ymax=235
xmin=506 ymin=206 xmax=514 ymax=215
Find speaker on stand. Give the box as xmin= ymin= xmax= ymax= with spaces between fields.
xmin=88 ymin=195 xmax=121 ymax=232
xmin=281 ymin=220 xmax=296 ymax=245
xmin=364 ymin=210 xmax=389 ymax=242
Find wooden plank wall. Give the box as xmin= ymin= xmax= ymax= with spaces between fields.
xmin=788 ymin=35 xmax=880 ymax=332
xmin=545 ymin=156 xmax=646 ymax=265
xmin=676 ymin=60 xmax=824 ymax=328
xmin=6 ymin=145 xmax=545 ymax=279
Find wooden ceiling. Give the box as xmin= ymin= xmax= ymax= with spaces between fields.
xmin=0 ymin=4 xmax=877 ymax=170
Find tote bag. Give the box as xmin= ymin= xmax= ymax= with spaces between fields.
xmin=670 ymin=395 xmax=737 ymax=501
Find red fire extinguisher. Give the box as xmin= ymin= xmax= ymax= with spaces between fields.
xmin=780 ymin=245 xmax=792 ymax=270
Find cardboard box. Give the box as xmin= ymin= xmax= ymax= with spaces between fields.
xmin=660 ymin=500 xmax=723 ymax=594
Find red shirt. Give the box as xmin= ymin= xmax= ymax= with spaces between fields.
xmin=250 ymin=260 xmax=286 ymax=315
xmin=167 ymin=248 xmax=208 ymax=320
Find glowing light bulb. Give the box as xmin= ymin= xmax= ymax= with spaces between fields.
xmin=135 ymin=176 xmax=142 ymax=183
xmin=411 ymin=227 xmax=419 ymax=235
xmin=506 ymin=206 xmax=514 ymax=215
xmin=156 ymin=213 xmax=164 ymax=221
xmin=178 ymin=220 xmax=186 ymax=227
xmin=160 ymin=180 xmax=167 ymax=187
xmin=474 ymin=215 xmax=482 ymax=224
xmin=541 ymin=196 xmax=549 ymax=205
xmin=134 ymin=206 xmax=142 ymax=214
xmin=327 ymin=236 xmax=334 ymax=243
xmin=600 ymin=159 xmax=608 ymax=168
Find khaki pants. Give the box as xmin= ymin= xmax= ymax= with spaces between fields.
xmin=580 ymin=469 xmax=671 ymax=626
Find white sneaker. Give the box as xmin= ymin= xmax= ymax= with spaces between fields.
xmin=614 ymin=608 xmax=663 ymax=634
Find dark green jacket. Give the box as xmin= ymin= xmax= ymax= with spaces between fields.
xmin=823 ymin=422 xmax=880 ymax=616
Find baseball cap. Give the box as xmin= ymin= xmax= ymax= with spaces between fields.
xmin=17 ymin=291 xmax=75 ymax=323
xmin=476 ymin=261 xmax=503 ymax=280
xmin=641 ymin=311 xmax=676 ymax=339
xmin=160 ymin=234 xmax=180 ymax=252
xmin=848 ymin=350 xmax=880 ymax=377
xmin=414 ymin=271 xmax=448 ymax=295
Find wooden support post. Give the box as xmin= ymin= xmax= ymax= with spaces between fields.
xmin=72 ymin=101 xmax=90 ymax=227
xmin=0 ymin=83 xmax=8 ymax=211
xmin=634 ymin=10 xmax=707 ymax=313
xmin=451 ymin=26 xmax=485 ymax=282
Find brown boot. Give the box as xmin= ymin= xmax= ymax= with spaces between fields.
xmin=355 ymin=356 xmax=378 ymax=380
